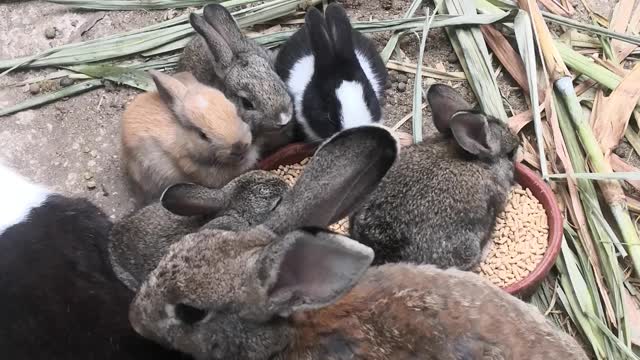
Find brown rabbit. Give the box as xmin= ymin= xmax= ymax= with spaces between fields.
xmin=121 ymin=70 xmax=258 ymax=207
xmin=128 ymin=125 xmax=587 ymax=360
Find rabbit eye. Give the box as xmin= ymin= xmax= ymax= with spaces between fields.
xmin=240 ymin=97 xmax=254 ymax=110
xmin=198 ymin=130 xmax=209 ymax=141
xmin=175 ymin=303 xmax=207 ymax=325
xmin=270 ymin=196 xmax=282 ymax=211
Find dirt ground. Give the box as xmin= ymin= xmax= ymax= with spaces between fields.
xmin=0 ymin=0 xmax=614 ymax=220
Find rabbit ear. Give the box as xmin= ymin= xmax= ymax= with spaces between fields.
xmin=324 ymin=4 xmax=356 ymax=60
xmin=150 ymin=70 xmax=187 ymax=108
xmin=189 ymin=12 xmax=234 ymax=67
xmin=160 ymin=183 xmax=228 ymax=216
xmin=450 ymin=112 xmax=499 ymax=157
xmin=305 ymin=7 xmax=335 ymax=69
xmin=426 ymin=83 xmax=473 ymax=134
xmin=263 ymin=125 xmax=398 ymax=234
xmin=260 ymin=227 xmax=373 ymax=316
xmin=202 ymin=4 xmax=248 ymax=53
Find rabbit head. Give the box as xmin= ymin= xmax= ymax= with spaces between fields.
xmin=427 ymin=84 xmax=519 ymax=162
xmin=109 ymin=170 xmax=288 ymax=291
xmin=149 ymin=70 xmax=255 ymax=166
xmin=189 ymin=5 xmax=294 ymax=135
xmin=300 ymin=4 xmax=384 ymax=139
xmin=160 ymin=170 xmax=289 ymax=230
xmin=129 ymin=125 xmax=399 ymax=360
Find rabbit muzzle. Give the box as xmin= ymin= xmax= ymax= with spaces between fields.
xmin=227 ymin=142 xmax=251 ymax=160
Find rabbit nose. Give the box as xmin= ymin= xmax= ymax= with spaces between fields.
xmin=278 ymin=111 xmax=292 ymax=127
xmin=230 ymin=142 xmax=249 ymax=157
xmin=129 ymin=306 xmax=148 ymax=338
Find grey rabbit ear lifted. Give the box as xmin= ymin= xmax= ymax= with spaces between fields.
xmin=324 ymin=4 xmax=356 ymax=60
xmin=149 ymin=70 xmax=187 ymax=108
xmin=305 ymin=7 xmax=335 ymax=68
xmin=259 ymin=227 xmax=374 ymax=316
xmin=426 ymin=83 xmax=474 ymax=134
xmin=202 ymin=4 xmax=249 ymax=52
xmin=189 ymin=12 xmax=234 ymax=67
xmin=160 ymin=183 xmax=228 ymax=217
xmin=450 ymin=112 xmax=499 ymax=158
xmin=263 ymin=125 xmax=399 ymax=235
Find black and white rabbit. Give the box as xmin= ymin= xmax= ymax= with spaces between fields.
xmin=275 ymin=3 xmax=387 ymax=141
xmin=0 ymin=163 xmax=188 ymax=360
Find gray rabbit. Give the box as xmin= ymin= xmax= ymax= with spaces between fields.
xmin=127 ymin=125 xmax=586 ymax=360
xmin=350 ymin=83 xmax=520 ymax=270
xmin=178 ymin=4 xmax=295 ymax=155
xmin=108 ymin=170 xmax=288 ymax=291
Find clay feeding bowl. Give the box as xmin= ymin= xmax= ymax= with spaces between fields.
xmin=257 ymin=142 xmax=562 ymax=297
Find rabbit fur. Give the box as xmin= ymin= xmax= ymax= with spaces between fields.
xmin=178 ymin=4 xmax=295 ymax=155
xmin=275 ymin=4 xmax=387 ymax=141
xmin=128 ymin=125 xmax=585 ymax=360
xmin=350 ymin=83 xmax=520 ymax=270
xmin=109 ymin=170 xmax=288 ymax=291
xmin=0 ymin=162 xmax=188 ymax=360
xmin=121 ymin=70 xmax=257 ymax=207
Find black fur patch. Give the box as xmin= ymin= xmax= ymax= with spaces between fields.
xmin=0 ymin=195 xmax=190 ymax=360
xmin=299 ymin=226 xmax=336 ymax=235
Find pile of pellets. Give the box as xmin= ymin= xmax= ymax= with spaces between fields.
xmin=474 ymin=184 xmax=549 ymax=288
xmin=271 ymin=159 xmax=549 ymax=288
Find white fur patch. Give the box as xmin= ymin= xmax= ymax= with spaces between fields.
xmin=195 ymin=95 xmax=208 ymax=110
xmin=164 ymin=304 xmax=176 ymax=318
xmin=0 ymin=163 xmax=50 ymax=236
xmin=287 ymin=55 xmax=321 ymax=141
xmin=336 ymin=81 xmax=374 ymax=129
xmin=355 ymin=50 xmax=383 ymax=99
xmin=279 ymin=111 xmax=292 ymax=126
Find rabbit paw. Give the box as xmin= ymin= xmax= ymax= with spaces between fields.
xmin=393 ymin=130 xmax=413 ymax=148
xmin=480 ymin=238 xmax=494 ymax=263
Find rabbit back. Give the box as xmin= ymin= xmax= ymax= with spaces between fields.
xmin=350 ymin=138 xmax=514 ymax=269
xmin=287 ymin=263 xmax=586 ymax=360
xmin=0 ymin=165 xmax=186 ymax=360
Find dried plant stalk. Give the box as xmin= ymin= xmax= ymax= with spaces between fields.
xmin=480 ymin=24 xmax=530 ymax=95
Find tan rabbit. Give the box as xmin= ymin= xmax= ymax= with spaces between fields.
xmin=129 ymin=125 xmax=587 ymax=360
xmin=121 ymin=70 xmax=258 ymax=207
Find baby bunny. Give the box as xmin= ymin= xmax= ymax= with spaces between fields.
xmin=179 ymin=4 xmax=295 ymax=155
xmin=128 ymin=126 xmax=586 ymax=360
xmin=109 ymin=170 xmax=288 ymax=291
xmin=275 ymin=3 xmax=387 ymax=141
xmin=121 ymin=69 xmax=258 ymax=207
xmin=0 ymin=162 xmax=189 ymax=360
xmin=350 ymin=83 xmax=520 ymax=270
